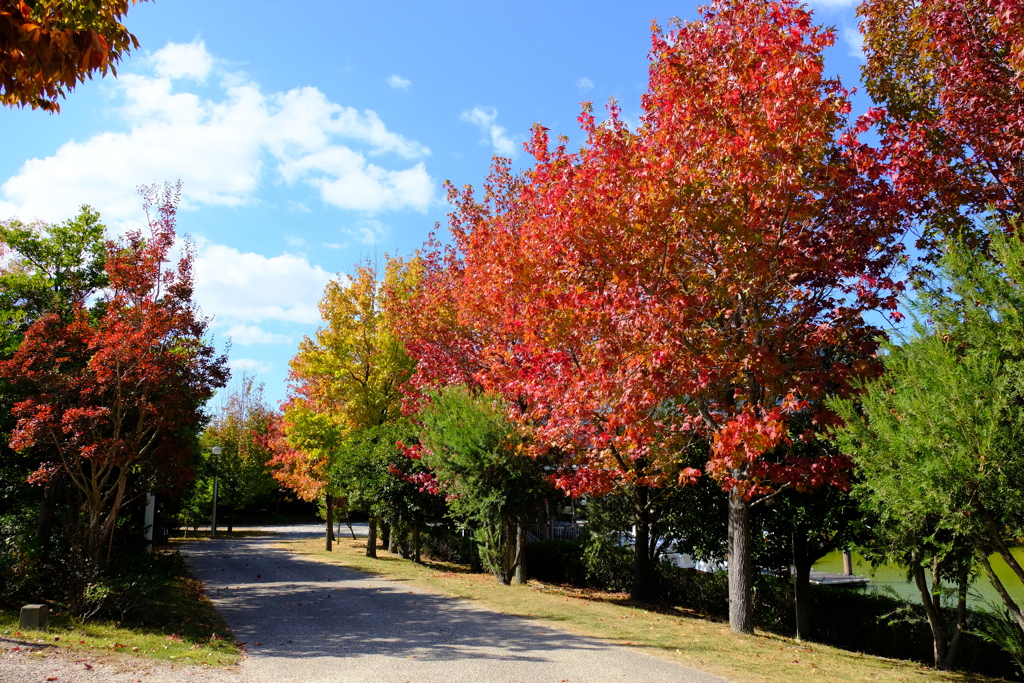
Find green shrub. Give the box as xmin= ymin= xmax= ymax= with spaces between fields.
xmin=519 ymin=538 xmax=1015 ymax=677
xmin=0 ymin=510 xmax=41 ymax=605
xmin=422 ymin=525 xmax=480 ymax=567
xmin=656 ymin=563 xmax=729 ymax=619
xmin=524 ymin=540 xmax=588 ymax=586
xmin=662 ymin=568 xmax=1015 ymax=678
xmin=55 ymin=549 xmax=188 ymax=623
xmin=580 ymin=535 xmax=634 ymax=592
xmin=807 ymin=587 xmax=1016 ymax=678
xmin=652 ymin=563 xmax=787 ymax=627
xmin=973 ymin=608 xmax=1024 ymax=676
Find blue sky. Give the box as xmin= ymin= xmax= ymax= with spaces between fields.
xmin=0 ymin=0 xmax=864 ymax=405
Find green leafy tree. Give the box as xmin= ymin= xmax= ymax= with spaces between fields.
xmin=418 ymin=386 xmax=552 ymax=585
xmin=197 ymin=371 xmax=277 ymax=532
xmin=753 ymin=477 xmax=867 ymax=642
xmin=831 ymin=228 xmax=1024 ymax=669
xmin=0 ymin=208 xmax=107 ymax=323
xmin=332 ymin=419 xmax=441 ymax=561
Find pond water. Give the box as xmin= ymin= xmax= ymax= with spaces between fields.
xmin=813 ymin=548 xmax=1024 ymax=610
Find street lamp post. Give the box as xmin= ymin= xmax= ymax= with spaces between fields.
xmin=211 ymin=446 xmax=222 ymax=538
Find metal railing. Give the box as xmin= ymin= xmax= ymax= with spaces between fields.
xmin=528 ymin=521 xmax=585 ymax=542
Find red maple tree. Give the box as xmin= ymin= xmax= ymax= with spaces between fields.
xmin=429 ymin=0 xmax=906 ymax=631
xmin=391 ymin=236 xmax=490 ymax=402
xmin=860 ymin=0 xmax=1024 ymax=250
xmin=0 ymin=182 xmax=229 ymax=567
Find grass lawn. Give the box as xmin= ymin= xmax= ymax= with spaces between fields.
xmin=0 ymin=549 xmax=242 ymax=667
xmin=286 ymin=536 xmax=1006 ymax=683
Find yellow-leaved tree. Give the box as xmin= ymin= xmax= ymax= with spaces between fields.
xmin=271 ymin=257 xmax=425 ymax=554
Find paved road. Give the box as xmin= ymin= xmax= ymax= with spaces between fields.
xmin=186 ymin=525 xmax=729 ymax=683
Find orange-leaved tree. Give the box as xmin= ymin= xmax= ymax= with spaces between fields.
xmin=635 ymin=0 xmax=907 ymax=633
xmin=437 ymin=155 xmax=706 ymax=601
xmin=1 ymin=0 xmax=146 ymax=112
xmin=441 ymin=0 xmax=906 ymax=632
xmin=265 ymin=399 xmax=333 ymax=502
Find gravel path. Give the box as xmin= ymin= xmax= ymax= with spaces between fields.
xmin=186 ymin=525 xmax=728 ymax=683
xmin=1 ymin=525 xmax=730 ymax=683
xmin=0 ymin=643 xmax=241 ymax=683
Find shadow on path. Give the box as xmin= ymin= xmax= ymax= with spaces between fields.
xmin=189 ymin=537 xmax=610 ymax=662
xmin=184 ymin=527 xmax=727 ymax=683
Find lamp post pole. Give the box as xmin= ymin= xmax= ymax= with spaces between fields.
xmin=211 ymin=446 xmax=222 ymax=538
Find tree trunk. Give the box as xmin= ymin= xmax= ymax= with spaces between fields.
xmin=35 ymin=478 xmax=57 ymax=546
xmin=325 ymin=493 xmax=333 ymax=552
xmin=97 ymin=471 xmax=129 ymax=569
xmin=398 ymin=518 xmax=411 ymax=558
xmin=631 ymin=488 xmax=655 ymax=602
xmin=911 ymin=552 xmax=948 ymax=669
xmin=792 ymin=526 xmax=813 ymax=641
xmin=513 ymin=522 xmax=527 ymax=585
xmin=728 ymin=489 xmax=755 ymax=634
xmin=380 ymin=519 xmax=390 ymax=549
xmin=974 ymin=539 xmax=1024 ymax=632
xmin=498 ymin=520 xmax=513 ymax=585
xmin=466 ymin=523 xmax=484 ymax=573
xmin=366 ymin=516 xmax=377 ymax=558
xmin=412 ymin=520 xmax=421 ymax=564
xmin=633 ymin=516 xmax=654 ymax=601
xmin=943 ymin=562 xmax=969 ymax=671
xmin=979 ymin=502 xmax=1024 ymax=589
xmin=389 ymin=525 xmax=401 ymax=554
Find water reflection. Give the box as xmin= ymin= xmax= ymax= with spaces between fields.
xmin=813 ymin=548 xmax=1024 ymax=608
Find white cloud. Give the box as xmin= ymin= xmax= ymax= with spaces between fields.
xmin=843 ymin=26 xmax=866 ymax=59
xmin=0 ymin=41 xmax=434 ymax=224
xmin=488 ymin=127 xmax=516 ymax=157
xmin=387 ymin=74 xmax=412 ymax=90
xmin=343 ymin=218 xmax=390 ymax=245
xmin=576 ymin=77 xmax=594 ymax=92
xmin=460 ymin=106 xmax=517 ymax=158
xmin=279 ymin=147 xmax=432 ymax=213
xmin=461 ymin=106 xmax=497 ymax=129
xmin=265 ymin=87 xmax=429 ymax=160
xmin=193 ymin=243 xmax=336 ymax=325
xmin=151 ymin=40 xmax=214 ymax=82
xmin=229 ymin=358 xmax=275 ymax=375
xmin=224 ymin=324 xmax=293 ymax=346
